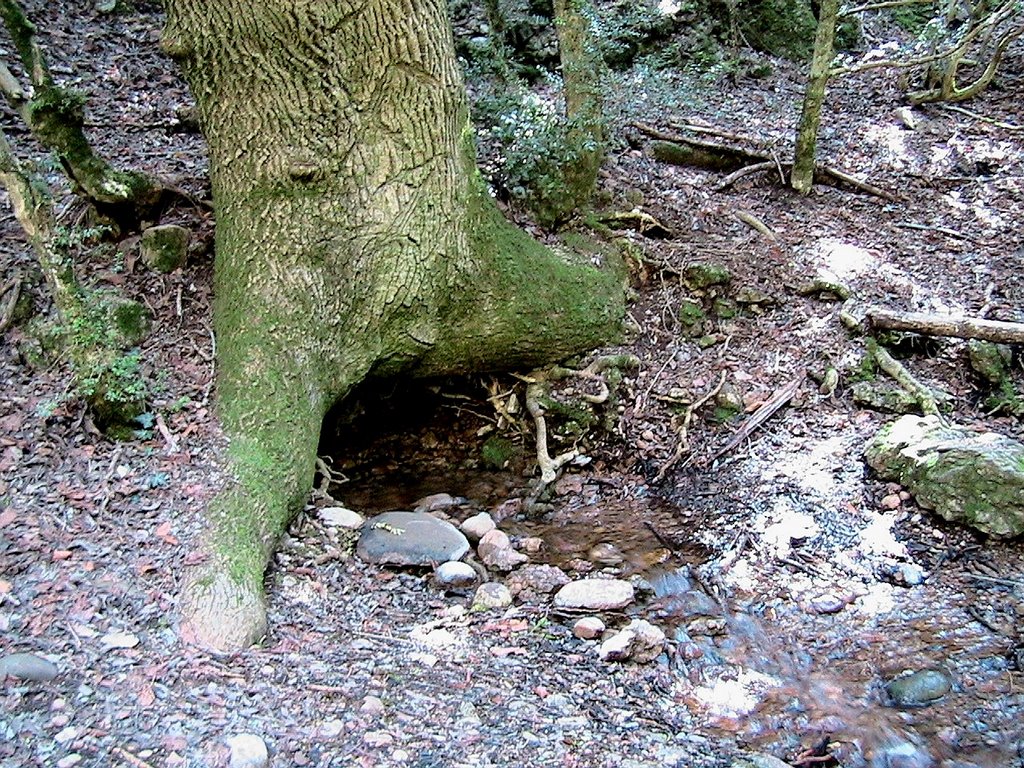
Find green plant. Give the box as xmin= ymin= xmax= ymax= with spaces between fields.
xmin=481 ymin=87 xmax=603 ymax=226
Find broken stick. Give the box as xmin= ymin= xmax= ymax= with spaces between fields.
xmin=706 ymin=371 xmax=806 ymax=465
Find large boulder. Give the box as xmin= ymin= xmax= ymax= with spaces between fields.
xmin=865 ymin=415 xmax=1024 ymax=537
xmin=356 ymin=511 xmax=470 ymax=566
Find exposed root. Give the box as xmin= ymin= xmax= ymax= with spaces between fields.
xmin=654 ymin=370 xmax=726 ymax=483
xmin=0 ymin=273 xmax=21 ymax=333
xmin=869 ymin=340 xmax=947 ymax=420
xmin=525 ymin=380 xmax=578 ymax=485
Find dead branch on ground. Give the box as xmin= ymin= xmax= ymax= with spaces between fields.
xmin=632 ymin=122 xmax=897 ymax=201
xmin=654 ymin=370 xmax=727 ymax=483
xmin=866 ymin=308 xmax=1024 ymax=345
xmin=706 ymin=372 xmax=806 ymax=466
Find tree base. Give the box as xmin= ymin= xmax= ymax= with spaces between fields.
xmin=179 ymin=564 xmax=268 ymax=654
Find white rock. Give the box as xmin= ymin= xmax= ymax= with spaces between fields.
xmin=597 ymin=619 xmax=665 ymax=663
xmin=319 ymin=506 xmax=365 ymax=528
xmin=553 ymin=579 xmax=634 ymax=611
xmin=434 ymin=561 xmax=478 ymax=589
xmin=56 ymin=756 xmax=82 ymax=768
xmin=597 ymin=629 xmax=634 ymax=661
xmin=100 ymin=632 xmax=140 ymax=650
xmin=360 ymin=695 xmax=385 ymax=716
xmin=471 ymin=582 xmax=512 ymax=611
xmin=477 ymin=528 xmax=528 ymax=571
xmin=460 ymin=512 xmax=496 ymax=542
xmin=226 ymin=734 xmax=268 ymax=768
xmin=572 ymin=616 xmax=605 ymax=640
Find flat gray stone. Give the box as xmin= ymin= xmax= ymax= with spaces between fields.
xmin=886 ymin=668 xmax=952 ymax=707
xmin=357 ymin=511 xmax=469 ymax=566
xmin=0 ymin=652 xmax=58 ymax=682
xmin=554 ymin=579 xmax=634 ymax=611
xmin=471 ymin=582 xmax=512 ymax=611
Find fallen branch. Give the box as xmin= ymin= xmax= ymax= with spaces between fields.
xmin=733 ymin=210 xmax=778 ymax=241
xmin=715 ymin=161 xmax=774 ymax=191
xmin=706 ymin=371 xmax=806 ymax=465
xmin=866 ymin=308 xmax=1024 ymax=345
xmin=633 ymin=122 xmax=896 ymax=200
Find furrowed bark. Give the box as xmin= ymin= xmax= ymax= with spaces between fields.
xmin=163 ymin=0 xmax=625 ymax=652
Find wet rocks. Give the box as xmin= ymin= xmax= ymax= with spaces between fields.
xmin=885 ymin=668 xmax=952 ymax=707
xmin=554 ymin=578 xmax=634 ymax=611
xmin=434 ymin=561 xmax=478 ymax=590
xmin=477 ymin=529 xmax=528 ymax=571
xmin=587 ymin=542 xmax=624 ymax=567
xmin=598 ymin=619 xmax=665 ymax=663
xmin=731 ymin=754 xmax=793 ymax=768
xmin=0 ymin=652 xmax=58 ymax=682
xmin=572 ymin=617 xmax=605 ymax=640
xmin=865 ymin=415 xmax=1024 ymax=537
xmin=871 ymin=741 xmax=934 ymax=768
xmin=226 ymin=733 xmax=269 ymax=768
xmin=471 ymin=582 xmax=512 ymax=611
xmin=356 ymin=511 xmax=470 ymax=566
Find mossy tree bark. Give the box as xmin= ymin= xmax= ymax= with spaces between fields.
xmin=162 ymin=0 xmax=625 ymax=652
xmin=0 ymin=0 xmax=165 ymax=228
xmin=791 ymin=0 xmax=838 ymax=194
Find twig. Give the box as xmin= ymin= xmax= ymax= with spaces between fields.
xmin=733 ymin=210 xmax=778 ymax=241
xmin=936 ymin=102 xmax=1024 ymax=131
xmin=896 ymin=221 xmax=971 ymax=240
xmin=965 ymin=573 xmax=1024 ymax=589
xmin=663 ymin=120 xmax=768 ymax=146
xmin=113 ymin=747 xmax=158 ymax=768
xmin=777 ymin=555 xmax=825 ymax=578
xmin=818 ymin=166 xmax=899 ymax=201
xmin=654 ymin=371 xmax=727 ymax=482
xmin=706 ymin=371 xmax=806 ymax=465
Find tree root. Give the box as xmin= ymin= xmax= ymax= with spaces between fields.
xmin=868 ymin=340 xmax=947 ymax=419
xmin=526 ymin=354 xmax=639 ymax=485
xmin=0 ymin=273 xmax=21 ymax=333
xmin=655 ymin=370 xmax=726 ymax=482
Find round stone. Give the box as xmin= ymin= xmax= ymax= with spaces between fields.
xmin=0 ymin=652 xmax=58 ymax=682
xmin=886 ymin=669 xmax=952 ymax=707
xmin=434 ymin=561 xmax=478 ymax=590
xmin=572 ymin=616 xmax=605 ymax=640
xmin=227 ymin=734 xmax=268 ymax=768
xmin=471 ymin=582 xmax=512 ymax=611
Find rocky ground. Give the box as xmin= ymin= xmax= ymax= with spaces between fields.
xmin=2 ymin=3 xmax=1023 ymax=768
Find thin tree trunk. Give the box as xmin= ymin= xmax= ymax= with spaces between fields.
xmin=792 ymin=0 xmax=839 ymax=194
xmin=163 ymin=0 xmax=625 ymax=651
xmin=0 ymin=0 xmax=165 ymax=227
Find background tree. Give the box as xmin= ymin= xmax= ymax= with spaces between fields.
xmin=161 ymin=0 xmax=626 ymax=652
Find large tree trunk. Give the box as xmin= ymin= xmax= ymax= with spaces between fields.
xmin=162 ymin=0 xmax=625 ymax=652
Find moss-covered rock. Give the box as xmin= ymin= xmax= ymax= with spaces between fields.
xmin=968 ymin=340 xmax=1013 ymax=386
xmin=679 ymin=298 xmax=706 ymax=337
xmin=865 ymin=415 xmax=1024 ymax=537
xmin=684 ymin=261 xmax=731 ymax=290
xmin=481 ymin=434 xmax=516 ymax=470
xmin=141 ymin=224 xmax=190 ymax=273
xmin=851 ymin=381 xmax=920 ymax=414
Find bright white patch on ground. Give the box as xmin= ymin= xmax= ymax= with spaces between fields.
xmin=689 ymin=669 xmax=782 ymax=718
xmin=755 ymin=499 xmax=821 ymax=558
xmin=858 ymin=512 xmax=908 ymax=558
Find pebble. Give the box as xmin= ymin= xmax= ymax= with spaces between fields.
xmin=554 ymin=579 xmax=635 ymax=611
xmin=731 ymin=754 xmax=792 ymax=768
xmin=520 ymin=537 xmax=545 ymax=554
xmin=872 ymin=741 xmax=934 ymax=767
xmin=602 ymin=619 xmax=665 ymax=663
xmin=56 ymin=756 xmax=82 ymax=768
xmin=881 ymin=493 xmax=902 ymax=510
xmin=318 ymin=506 xmax=364 ymax=528
xmin=573 ymin=616 xmax=605 ymax=640
xmin=460 ymin=512 xmax=496 ymax=542
xmin=54 ymin=726 xmax=78 ymax=744
xmin=356 ymin=511 xmax=469 ymax=566
xmin=433 ymin=561 xmax=478 ymax=590
xmin=0 ymin=652 xmax=59 ymax=681
xmin=471 ymin=582 xmax=512 ymax=611
xmin=886 ymin=669 xmax=952 ymax=707
xmin=360 ymin=695 xmax=385 ymax=716
xmin=227 ymin=734 xmax=268 ymax=768
xmin=807 ymin=593 xmax=848 ymax=615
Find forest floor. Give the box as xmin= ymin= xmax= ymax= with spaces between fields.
xmin=1 ymin=3 xmax=1023 ymax=768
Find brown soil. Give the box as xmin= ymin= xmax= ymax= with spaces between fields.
xmin=1 ymin=4 xmax=1022 ymax=768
